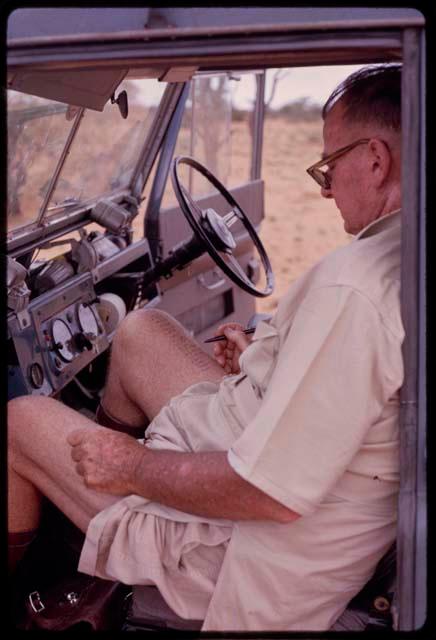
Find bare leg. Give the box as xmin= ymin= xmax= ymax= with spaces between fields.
xmin=8 ymin=311 xmax=222 ymax=533
xmin=8 ymin=308 xmax=223 ymax=548
xmin=101 ymin=308 xmax=224 ymax=425
xmin=8 ymin=395 xmax=119 ymax=535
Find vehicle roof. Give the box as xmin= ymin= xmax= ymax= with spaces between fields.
xmin=7 ymin=7 xmax=424 ymax=43
xmin=6 ymin=6 xmax=425 ymax=126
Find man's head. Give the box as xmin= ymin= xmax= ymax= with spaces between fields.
xmin=308 ymin=64 xmax=402 ymax=235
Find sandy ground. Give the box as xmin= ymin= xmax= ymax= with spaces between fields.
xmin=255 ymin=117 xmax=351 ymax=314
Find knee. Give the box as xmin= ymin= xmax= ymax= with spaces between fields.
xmin=8 ymin=395 xmax=35 ymax=432
xmin=8 ymin=396 xmax=52 ymax=451
xmin=113 ymin=308 xmax=173 ymax=353
xmin=8 ymin=396 xmax=33 ymax=460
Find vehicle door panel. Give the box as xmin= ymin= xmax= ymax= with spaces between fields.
xmin=155 ymin=179 xmax=264 ymax=347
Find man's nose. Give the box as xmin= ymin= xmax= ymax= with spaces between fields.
xmin=321 ymin=186 xmax=333 ymax=199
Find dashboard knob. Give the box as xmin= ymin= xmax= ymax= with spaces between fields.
xmin=73 ymin=332 xmax=93 ymax=352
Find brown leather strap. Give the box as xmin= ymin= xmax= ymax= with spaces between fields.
xmin=95 ymin=404 xmax=146 ymax=437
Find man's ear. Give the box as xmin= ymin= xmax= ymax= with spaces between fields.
xmin=368 ymin=138 xmax=391 ymax=187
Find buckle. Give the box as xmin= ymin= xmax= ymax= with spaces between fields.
xmin=28 ymin=591 xmax=45 ymax=613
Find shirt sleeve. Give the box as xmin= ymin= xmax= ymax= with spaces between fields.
xmin=227 ymin=284 xmax=403 ymax=516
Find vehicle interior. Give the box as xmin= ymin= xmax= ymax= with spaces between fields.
xmin=6 ymin=7 xmax=426 ymax=632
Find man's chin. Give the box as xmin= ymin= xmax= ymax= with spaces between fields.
xmin=343 ymin=220 xmax=359 ymax=236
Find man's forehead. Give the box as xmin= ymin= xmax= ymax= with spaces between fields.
xmin=322 ymin=114 xmax=346 ymax=156
xmin=322 ymin=102 xmax=359 ymax=155
xmin=323 ymin=101 xmax=347 ymax=135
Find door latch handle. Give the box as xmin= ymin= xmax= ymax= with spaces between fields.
xmin=197 ymin=271 xmax=226 ymax=290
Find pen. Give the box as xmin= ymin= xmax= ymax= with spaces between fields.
xmin=204 ymin=327 xmax=256 ymax=343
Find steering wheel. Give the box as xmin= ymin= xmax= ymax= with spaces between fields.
xmin=171 ymin=156 xmax=274 ymax=297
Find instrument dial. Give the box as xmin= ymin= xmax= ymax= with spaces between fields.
xmin=51 ymin=319 xmax=74 ymax=362
xmin=28 ymin=362 xmax=44 ymax=388
xmin=77 ymin=303 xmax=99 ymax=338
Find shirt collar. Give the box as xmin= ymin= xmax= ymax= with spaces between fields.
xmin=355 ymin=209 xmax=401 ymax=240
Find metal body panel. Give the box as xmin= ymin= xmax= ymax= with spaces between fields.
xmin=156 ymin=251 xmax=257 ymax=351
xmin=7 ymin=8 xmax=151 ymax=39
xmin=7 ymin=7 xmax=423 ymax=43
xmin=8 ymin=31 xmax=404 ymax=73
xmin=144 ymin=83 xmax=191 ymax=259
xmin=156 ymin=180 xmax=264 ymax=349
xmin=397 ymin=27 xmax=427 ymax=631
xmin=251 ymin=74 xmax=265 ymax=181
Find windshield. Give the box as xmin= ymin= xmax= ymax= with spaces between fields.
xmin=7 ymin=78 xmax=167 ymax=235
xmin=7 ymin=91 xmax=74 ymax=231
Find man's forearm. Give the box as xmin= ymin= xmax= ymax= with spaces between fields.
xmin=131 ymin=446 xmax=298 ymax=523
xmin=68 ymin=427 xmax=299 ymax=522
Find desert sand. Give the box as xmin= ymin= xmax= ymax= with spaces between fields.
xmin=247 ymin=117 xmax=351 ymax=314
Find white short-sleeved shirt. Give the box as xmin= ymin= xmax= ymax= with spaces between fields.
xmin=79 ymin=210 xmax=403 ymax=631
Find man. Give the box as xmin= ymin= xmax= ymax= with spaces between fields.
xmin=8 ymin=63 xmax=403 ymax=631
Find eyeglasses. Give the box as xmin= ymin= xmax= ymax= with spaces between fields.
xmin=306 ymin=138 xmax=370 ymax=190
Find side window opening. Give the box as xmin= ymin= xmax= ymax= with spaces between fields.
xmin=256 ymin=65 xmax=362 ymax=315
xmin=160 ymin=71 xmax=260 ymax=209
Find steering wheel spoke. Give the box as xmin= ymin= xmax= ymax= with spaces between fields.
xmin=222 ymin=252 xmax=253 ymax=287
xmin=222 ymin=209 xmax=241 ymax=229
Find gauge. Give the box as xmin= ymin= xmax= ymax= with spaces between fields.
xmin=51 ymin=318 xmax=75 ymax=362
xmin=28 ymin=362 xmax=44 ymax=389
xmin=77 ymin=303 xmax=99 ymax=338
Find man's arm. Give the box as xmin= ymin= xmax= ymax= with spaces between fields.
xmin=67 ymin=427 xmax=299 ymax=523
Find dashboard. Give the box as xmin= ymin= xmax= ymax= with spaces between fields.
xmin=7 ymin=234 xmax=159 ymax=400
xmin=9 ymin=274 xmax=108 ymax=397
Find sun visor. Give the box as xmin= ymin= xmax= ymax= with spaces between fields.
xmin=7 ymin=67 xmax=128 ymax=111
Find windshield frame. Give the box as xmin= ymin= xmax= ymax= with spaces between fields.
xmin=6 ymin=81 xmax=185 ymax=254
xmin=35 ymin=106 xmax=85 ymax=224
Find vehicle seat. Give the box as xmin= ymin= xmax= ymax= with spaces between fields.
xmin=330 ymin=543 xmax=396 ymax=631
xmin=123 ymin=544 xmax=396 ymax=632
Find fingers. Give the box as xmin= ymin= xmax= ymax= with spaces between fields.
xmin=212 ymin=323 xmax=246 ymax=373
xmin=66 ymin=428 xmax=87 ymax=446
xmin=223 ymin=327 xmax=250 ymax=352
xmin=213 ymin=342 xmax=237 ymax=372
xmin=75 ymin=461 xmax=86 ymax=478
xmin=70 ymin=446 xmax=84 ymax=462
xmin=67 ymin=425 xmax=109 ymax=446
xmin=214 ymin=322 xmax=244 ymax=336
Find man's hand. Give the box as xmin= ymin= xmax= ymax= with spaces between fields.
xmin=67 ymin=426 xmax=145 ymax=495
xmin=68 ymin=428 xmax=299 ymax=523
xmin=213 ymin=322 xmax=252 ymax=374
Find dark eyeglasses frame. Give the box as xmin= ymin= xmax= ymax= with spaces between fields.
xmin=306 ymin=138 xmax=370 ymax=190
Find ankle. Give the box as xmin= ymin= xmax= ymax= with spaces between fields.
xmin=8 ymin=529 xmax=38 ymax=575
xmin=95 ymin=403 xmax=147 ymax=436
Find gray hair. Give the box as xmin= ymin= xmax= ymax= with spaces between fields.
xmin=322 ymin=64 xmax=402 ymax=132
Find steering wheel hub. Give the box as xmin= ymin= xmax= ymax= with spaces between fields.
xmin=201 ymin=209 xmax=236 ymax=253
